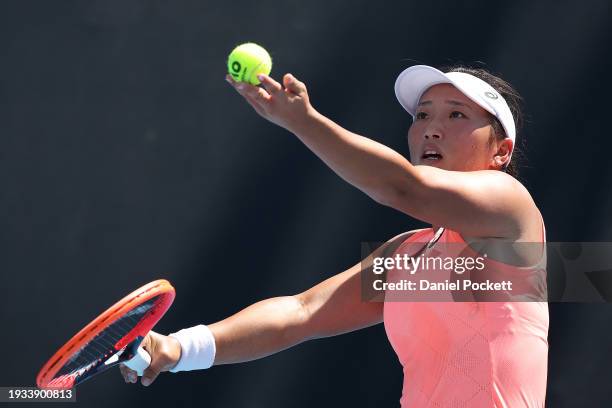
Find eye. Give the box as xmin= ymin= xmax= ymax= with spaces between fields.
xmin=415 ymin=111 xmax=428 ymax=120
xmin=450 ymin=111 xmax=467 ymax=119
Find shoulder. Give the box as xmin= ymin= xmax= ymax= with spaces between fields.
xmin=492 ymin=172 xmax=543 ymax=239
xmin=462 ymin=169 xmax=534 ymax=201
xmin=474 ymin=171 xmax=541 ymax=236
xmin=442 ymin=170 xmax=543 ymax=242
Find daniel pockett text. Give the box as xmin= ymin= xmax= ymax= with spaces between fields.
xmin=361 ymin=241 xmax=612 ymax=303
xmin=355 ymin=239 xmax=554 ymax=303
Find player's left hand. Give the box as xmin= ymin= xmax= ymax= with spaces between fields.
xmin=226 ymin=73 xmax=315 ymax=133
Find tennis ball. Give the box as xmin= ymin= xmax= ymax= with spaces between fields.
xmin=227 ymin=43 xmax=272 ymax=86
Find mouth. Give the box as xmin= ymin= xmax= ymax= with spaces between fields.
xmin=421 ymin=149 xmax=443 ymax=161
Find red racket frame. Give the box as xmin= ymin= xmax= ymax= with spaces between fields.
xmin=37 ymin=279 xmax=175 ymax=389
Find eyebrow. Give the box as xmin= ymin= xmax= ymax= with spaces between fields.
xmin=417 ymin=100 xmax=474 ymax=110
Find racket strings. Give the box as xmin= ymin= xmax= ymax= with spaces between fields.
xmin=51 ymin=298 xmax=157 ymax=384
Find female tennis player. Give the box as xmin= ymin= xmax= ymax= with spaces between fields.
xmin=120 ymin=65 xmax=548 ymax=407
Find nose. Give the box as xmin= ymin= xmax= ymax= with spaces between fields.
xmin=422 ymin=118 xmax=443 ymax=140
xmin=423 ymin=127 xmax=442 ymax=140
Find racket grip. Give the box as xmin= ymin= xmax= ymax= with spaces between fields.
xmin=124 ymin=347 xmax=151 ymax=376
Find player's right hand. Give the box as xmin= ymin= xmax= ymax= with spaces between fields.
xmin=226 ymin=73 xmax=315 ymax=133
xmin=119 ymin=331 xmax=182 ymax=387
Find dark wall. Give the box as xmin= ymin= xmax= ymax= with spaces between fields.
xmin=1 ymin=1 xmax=611 ymax=406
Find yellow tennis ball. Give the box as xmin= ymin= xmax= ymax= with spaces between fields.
xmin=227 ymin=42 xmax=272 ymax=86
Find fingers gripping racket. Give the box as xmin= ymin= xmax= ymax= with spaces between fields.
xmin=36 ymin=280 xmax=175 ymax=389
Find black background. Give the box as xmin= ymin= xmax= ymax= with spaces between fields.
xmin=1 ymin=1 xmax=611 ymax=407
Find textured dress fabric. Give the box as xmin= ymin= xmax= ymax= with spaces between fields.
xmin=383 ymin=228 xmax=549 ymax=407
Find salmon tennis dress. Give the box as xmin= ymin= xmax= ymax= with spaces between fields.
xmin=383 ymin=227 xmax=549 ymax=407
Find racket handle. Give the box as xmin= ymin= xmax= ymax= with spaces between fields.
xmin=124 ymin=347 xmax=151 ymax=376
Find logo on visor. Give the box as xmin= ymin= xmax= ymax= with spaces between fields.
xmin=484 ymin=91 xmax=498 ymax=100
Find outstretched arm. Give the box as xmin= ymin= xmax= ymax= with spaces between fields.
xmin=120 ymin=230 xmax=415 ymax=385
xmin=209 ymin=268 xmax=375 ymax=365
xmin=212 ymin=229 xmax=418 ymax=364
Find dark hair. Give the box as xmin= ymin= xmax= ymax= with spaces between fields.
xmin=441 ymin=65 xmax=525 ymax=179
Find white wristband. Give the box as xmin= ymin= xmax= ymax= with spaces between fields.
xmin=168 ymin=325 xmax=216 ymax=372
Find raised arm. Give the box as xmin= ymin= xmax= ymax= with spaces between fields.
xmin=120 ymin=230 xmax=417 ymax=385
xmin=226 ymin=74 xmax=539 ymax=239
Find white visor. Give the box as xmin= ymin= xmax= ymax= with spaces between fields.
xmin=394 ymin=65 xmax=516 ymax=149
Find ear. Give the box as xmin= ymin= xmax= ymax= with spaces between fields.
xmin=491 ymin=138 xmax=513 ymax=170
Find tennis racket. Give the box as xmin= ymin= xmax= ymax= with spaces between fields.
xmin=36 ymin=279 xmax=175 ymax=389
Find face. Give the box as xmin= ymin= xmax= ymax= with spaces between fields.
xmin=407 ymin=83 xmax=511 ymax=172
